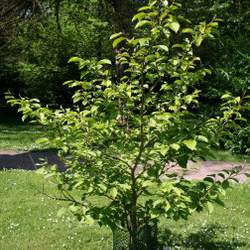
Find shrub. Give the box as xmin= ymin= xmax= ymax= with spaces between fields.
xmin=225 ymin=126 xmax=250 ymax=154
xmin=7 ymin=1 xmax=245 ymax=249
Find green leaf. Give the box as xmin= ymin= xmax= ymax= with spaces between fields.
xmin=21 ymin=114 xmax=28 ymax=122
xmin=182 ymin=139 xmax=197 ymax=151
xmin=195 ymin=36 xmax=203 ymax=47
xmin=98 ymin=184 xmax=107 ymax=192
xmin=172 ymin=43 xmax=185 ymax=49
xmin=98 ymin=59 xmax=112 ymax=65
xmin=181 ymin=28 xmax=193 ymax=34
xmin=132 ymin=12 xmax=146 ymax=22
xmin=156 ymin=45 xmax=169 ymax=52
xmin=138 ymin=6 xmax=152 ymax=12
xmin=164 ymin=202 xmax=171 ymax=212
xmin=110 ymin=32 xmax=123 ymax=40
xmin=196 ymin=135 xmax=208 ymax=143
xmin=168 ymin=21 xmax=180 ymax=33
xmin=221 ymin=93 xmax=231 ymax=99
xmin=113 ymin=37 xmax=126 ymax=48
xmin=63 ymin=80 xmax=74 ymax=86
xmin=135 ymin=20 xmax=152 ymax=29
xmin=35 ymin=137 xmax=49 ymax=144
xmin=68 ymin=57 xmax=83 ymax=63
xmin=160 ymin=145 xmax=169 ymax=156
xmin=142 ymin=180 xmax=155 ymax=188
xmin=109 ymin=187 xmax=118 ymax=199
xmin=153 ymin=199 xmax=162 ymax=207
xmin=102 ymin=80 xmax=112 ymax=87
xmin=235 ymin=96 xmax=241 ymax=103
xmin=170 ymin=143 xmax=180 ymax=151
xmin=138 ymin=38 xmax=151 ymax=46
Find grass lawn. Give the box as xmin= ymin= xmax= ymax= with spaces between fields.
xmin=0 ymin=171 xmax=112 ymax=250
xmin=209 ymin=150 xmax=250 ymax=164
xmin=0 ymin=111 xmax=45 ymax=151
xmin=0 ymin=170 xmax=250 ymax=250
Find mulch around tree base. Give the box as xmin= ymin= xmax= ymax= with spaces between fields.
xmin=0 ymin=150 xmax=249 ymax=182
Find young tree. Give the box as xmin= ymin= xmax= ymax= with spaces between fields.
xmin=7 ymin=0 xmax=244 ymax=249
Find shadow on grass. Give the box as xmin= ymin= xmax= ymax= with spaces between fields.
xmin=159 ymin=223 xmax=246 ymax=250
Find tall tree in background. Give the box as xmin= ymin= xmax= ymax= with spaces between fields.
xmin=0 ymin=1 xmax=106 ymax=103
xmin=0 ymin=0 xmax=43 ymax=102
xmin=0 ymin=0 xmax=145 ymax=103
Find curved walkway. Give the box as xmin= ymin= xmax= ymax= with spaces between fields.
xmin=0 ymin=150 xmax=249 ymax=182
xmin=177 ymin=160 xmax=250 ymax=183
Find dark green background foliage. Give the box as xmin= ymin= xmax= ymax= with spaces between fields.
xmin=1 ymin=0 xmax=250 ymax=102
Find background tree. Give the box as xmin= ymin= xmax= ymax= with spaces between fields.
xmin=0 ymin=0 xmax=112 ymax=103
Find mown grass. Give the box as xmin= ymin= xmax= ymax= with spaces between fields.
xmin=159 ymin=183 xmax=250 ymax=249
xmin=0 ymin=171 xmax=112 ymax=250
xmin=0 ymin=170 xmax=250 ymax=249
xmin=0 ymin=111 xmax=45 ymax=151
xmin=209 ymin=150 xmax=250 ymax=164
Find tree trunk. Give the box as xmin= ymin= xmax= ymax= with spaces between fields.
xmin=104 ymin=0 xmax=143 ymax=34
xmin=112 ymin=223 xmax=158 ymax=250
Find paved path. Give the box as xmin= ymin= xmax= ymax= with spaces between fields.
xmin=0 ymin=150 xmax=249 ymax=182
xmin=0 ymin=150 xmax=65 ymax=171
xmin=170 ymin=160 xmax=250 ymax=183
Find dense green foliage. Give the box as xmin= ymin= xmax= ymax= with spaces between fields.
xmin=0 ymin=0 xmax=143 ymax=103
